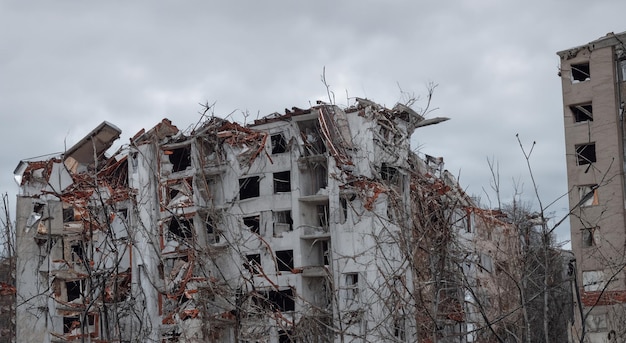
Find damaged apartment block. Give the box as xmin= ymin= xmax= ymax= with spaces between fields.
xmin=14 ymin=98 xmax=521 ymax=342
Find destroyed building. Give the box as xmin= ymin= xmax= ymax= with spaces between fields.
xmin=14 ymin=99 xmax=523 ymax=342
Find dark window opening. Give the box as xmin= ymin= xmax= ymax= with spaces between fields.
xmin=271 ymin=134 xmax=288 ymax=154
xmin=88 ymin=314 xmax=95 ymax=326
xmin=63 ymin=207 xmax=75 ymax=222
xmin=63 ymin=317 xmax=80 ymax=334
xmin=571 ymin=63 xmax=590 ymax=82
xmin=71 ymin=243 xmax=84 ymax=263
xmin=166 ymin=146 xmax=192 ymax=172
xmin=33 ymin=203 xmax=45 ymax=214
xmin=576 ymin=143 xmax=596 ymax=165
xmin=245 ymin=254 xmax=261 ymax=274
xmin=205 ymin=215 xmax=220 ymax=243
xmin=239 ymin=176 xmax=260 ymax=200
xmin=274 ymin=171 xmax=291 ymax=193
xmin=66 ymin=280 xmax=82 ymax=302
xmin=582 ymin=227 xmax=598 ymax=247
xmin=345 ymin=273 xmax=359 ymax=301
xmin=278 ymin=330 xmax=294 ymax=343
xmin=267 ymin=289 xmax=295 ymax=312
xmin=340 ymin=197 xmax=348 ymax=224
xmin=317 ymin=205 xmax=329 ymax=228
xmin=243 ymin=215 xmax=260 ymax=234
xmin=299 ymin=120 xmax=326 ymax=156
xmin=381 ymin=163 xmax=400 ymax=185
xmin=321 ymin=240 xmax=330 ymax=266
xmin=571 ymin=103 xmax=593 ymax=122
xmin=273 ymin=211 xmax=293 ymax=237
xmin=169 ymin=217 xmax=193 ymax=239
xmin=276 ymin=250 xmax=294 ymax=272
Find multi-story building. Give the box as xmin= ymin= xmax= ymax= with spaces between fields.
xmin=558 ymin=31 xmax=626 ymax=342
xmin=14 ymin=98 xmax=524 ymax=342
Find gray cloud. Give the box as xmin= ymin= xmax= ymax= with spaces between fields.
xmin=2 ymin=0 xmax=625 ymax=246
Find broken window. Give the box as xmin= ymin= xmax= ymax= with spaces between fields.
xmin=273 ymin=210 xmax=293 ymax=237
xmin=575 ymin=143 xmax=596 ymax=165
xmin=63 ymin=316 xmax=80 ymax=334
xmin=204 ymin=215 xmax=220 ymax=244
xmin=298 ymin=120 xmax=326 ymax=156
xmin=62 ymin=207 xmax=75 ymax=222
xmin=70 ymin=242 xmax=84 ymax=264
xmin=168 ymin=217 xmax=194 ymax=239
xmin=570 ymin=103 xmax=593 ymax=122
xmin=278 ymin=330 xmax=294 ymax=343
xmin=320 ymin=240 xmax=330 ymax=266
xmin=340 ymin=197 xmax=348 ymax=224
xmin=578 ymin=185 xmax=599 ymax=206
xmin=263 ymin=289 xmax=295 ymax=312
xmin=271 ymin=133 xmax=288 ymax=154
xmin=273 ymin=171 xmax=291 ymax=193
xmin=583 ymin=270 xmax=605 ymax=291
xmin=571 ymin=62 xmax=590 ymax=83
xmin=582 ymin=227 xmax=599 ymax=247
xmin=245 ymin=254 xmax=261 ymax=274
xmin=300 ymin=162 xmax=328 ymax=196
xmin=317 ymin=205 xmax=329 ymax=229
xmin=165 ymin=145 xmax=192 ymax=172
xmin=345 ymin=273 xmax=359 ymax=301
xmin=381 ymin=163 xmax=400 ymax=186
xmin=243 ymin=215 xmax=260 ymax=234
xmin=276 ymin=250 xmax=294 ymax=272
xmin=239 ymin=176 xmax=260 ymax=200
xmin=66 ymin=280 xmax=82 ymax=302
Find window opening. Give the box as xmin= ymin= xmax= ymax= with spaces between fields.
xmin=340 ymin=197 xmax=348 ymax=224
xmin=578 ymin=185 xmax=599 ymax=206
xmin=63 ymin=316 xmax=80 ymax=334
xmin=70 ymin=243 xmax=84 ymax=264
xmin=165 ymin=146 xmax=192 ymax=172
xmin=278 ymin=330 xmax=294 ymax=343
xmin=263 ymin=289 xmax=295 ymax=312
xmin=320 ymin=240 xmax=330 ymax=266
xmin=273 ymin=171 xmax=291 ymax=193
xmin=243 ymin=215 xmax=260 ymax=234
xmin=273 ymin=210 xmax=293 ymax=237
xmin=620 ymin=60 xmax=626 ymax=82
xmin=575 ymin=143 xmax=596 ymax=165
xmin=317 ymin=205 xmax=329 ymax=229
xmin=66 ymin=280 xmax=82 ymax=302
xmin=239 ymin=176 xmax=260 ymax=200
xmin=271 ymin=133 xmax=288 ymax=154
xmin=381 ymin=163 xmax=400 ymax=186
xmin=571 ymin=63 xmax=590 ymax=82
xmin=276 ymin=250 xmax=294 ymax=271
xmin=571 ymin=103 xmax=593 ymax=122
xmin=582 ymin=227 xmax=599 ymax=247
xmin=345 ymin=273 xmax=359 ymax=301
xmin=582 ymin=270 xmax=605 ymax=291
xmin=205 ymin=215 xmax=220 ymax=244
xmin=245 ymin=254 xmax=261 ymax=274
xmin=168 ymin=217 xmax=193 ymax=239
xmin=63 ymin=207 xmax=74 ymax=222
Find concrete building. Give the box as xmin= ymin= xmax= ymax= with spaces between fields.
xmin=558 ymin=31 xmax=626 ymax=342
xmin=14 ymin=98 xmax=522 ymax=342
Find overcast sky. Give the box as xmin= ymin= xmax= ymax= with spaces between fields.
xmin=2 ymin=1 xmax=626 ymax=246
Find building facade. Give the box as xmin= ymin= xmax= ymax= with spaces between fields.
xmin=14 ymin=99 xmax=523 ymax=342
xmin=558 ymin=31 xmax=626 ymax=342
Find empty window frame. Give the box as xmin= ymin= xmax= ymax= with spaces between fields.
xmin=570 ymin=103 xmax=593 ymax=122
xmin=274 ymin=171 xmax=291 ymax=193
xmin=243 ymin=215 xmax=260 ymax=234
xmin=265 ymin=289 xmax=295 ymax=312
xmin=168 ymin=217 xmax=194 ymax=239
xmin=345 ymin=273 xmax=359 ymax=301
xmin=245 ymin=254 xmax=261 ymax=274
xmin=239 ymin=176 xmax=260 ymax=200
xmin=582 ymin=227 xmax=599 ymax=247
xmin=63 ymin=316 xmax=80 ymax=334
xmin=164 ymin=145 xmax=192 ymax=172
xmin=273 ymin=210 xmax=293 ymax=237
xmin=66 ymin=280 xmax=83 ymax=302
xmin=381 ymin=163 xmax=400 ymax=186
xmin=271 ymin=133 xmax=288 ymax=154
xmin=340 ymin=197 xmax=348 ymax=224
xmin=204 ymin=215 xmax=220 ymax=244
xmin=575 ymin=143 xmax=596 ymax=165
xmin=585 ymin=313 xmax=608 ymax=332
xmin=578 ymin=185 xmax=599 ymax=206
xmin=276 ymin=250 xmax=294 ymax=271
xmin=571 ymin=62 xmax=590 ymax=83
